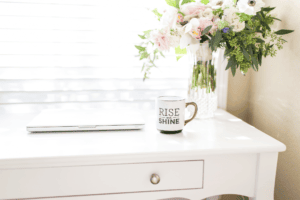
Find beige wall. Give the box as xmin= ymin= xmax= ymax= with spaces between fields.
xmin=226 ymin=0 xmax=300 ymax=199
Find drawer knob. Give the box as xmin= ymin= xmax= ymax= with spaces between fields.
xmin=150 ymin=174 xmax=160 ymax=185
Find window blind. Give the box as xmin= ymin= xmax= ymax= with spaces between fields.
xmin=0 ymin=0 xmax=190 ymax=113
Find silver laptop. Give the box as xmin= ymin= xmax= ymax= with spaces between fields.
xmin=27 ymin=109 xmax=145 ymax=132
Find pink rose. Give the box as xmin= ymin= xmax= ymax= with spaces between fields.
xmin=199 ymin=18 xmax=215 ymax=34
xmin=180 ymin=2 xmax=206 ymax=15
xmin=151 ymin=31 xmax=170 ymax=51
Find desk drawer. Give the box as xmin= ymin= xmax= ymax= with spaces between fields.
xmin=0 ymin=160 xmax=203 ymax=199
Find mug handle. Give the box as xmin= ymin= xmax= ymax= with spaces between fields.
xmin=185 ymin=102 xmax=198 ymax=126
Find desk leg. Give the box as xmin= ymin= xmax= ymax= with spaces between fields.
xmin=254 ymin=153 xmax=278 ymax=200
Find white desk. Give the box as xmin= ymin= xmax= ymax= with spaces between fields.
xmin=0 ymin=109 xmax=286 ymax=200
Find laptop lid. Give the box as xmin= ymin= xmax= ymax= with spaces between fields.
xmin=27 ymin=109 xmax=145 ymax=132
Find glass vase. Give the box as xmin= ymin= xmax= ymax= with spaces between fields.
xmin=187 ymin=43 xmax=218 ymax=119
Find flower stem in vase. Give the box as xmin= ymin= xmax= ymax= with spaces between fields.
xmin=187 ymin=46 xmax=218 ymax=119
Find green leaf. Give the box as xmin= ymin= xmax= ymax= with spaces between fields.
xmin=262 ymin=7 xmax=275 ymax=12
xmin=140 ymin=52 xmax=149 ymax=60
xmin=231 ymin=65 xmax=236 ymax=76
xmin=181 ymin=0 xmax=195 ymax=5
xmin=159 ymin=51 xmax=165 ymax=58
xmin=255 ymin=38 xmax=265 ymax=43
xmin=243 ymin=30 xmax=253 ymax=34
xmin=213 ymin=29 xmax=222 ymax=51
xmin=258 ymin=48 xmax=263 ymax=66
xmin=135 ymin=45 xmax=146 ymax=51
xmin=248 ymin=45 xmax=253 ymax=57
xmin=202 ymin=25 xmax=213 ymax=35
xmin=272 ymin=17 xmax=281 ymax=21
xmin=252 ymin=56 xmax=259 ymax=71
xmin=141 ymin=63 xmax=145 ymax=72
xmin=257 ymin=13 xmax=263 ymax=21
xmin=165 ymin=0 xmax=177 ymax=8
xmin=237 ymin=13 xmax=253 ymax=22
xmin=210 ymin=34 xmax=215 ymax=51
xmin=245 ymin=23 xmax=252 ymax=30
xmin=201 ymin=0 xmax=209 ymax=5
xmin=175 ymin=0 xmax=180 ymax=8
xmin=143 ymin=30 xmax=152 ymax=37
xmin=226 ymin=56 xmax=236 ymax=70
xmin=226 ymin=56 xmax=237 ymax=76
xmin=176 ymin=56 xmax=183 ymax=61
xmin=200 ymin=35 xmax=209 ymax=43
xmin=275 ymin=29 xmax=294 ymax=35
xmin=260 ymin=10 xmax=265 ymax=19
xmin=175 ymin=46 xmax=187 ymax=55
xmin=178 ymin=11 xmax=185 ymax=17
xmin=138 ymin=35 xmax=146 ymax=39
xmin=265 ymin=44 xmax=274 ymax=57
xmin=241 ymin=46 xmax=250 ymax=61
xmin=261 ymin=21 xmax=271 ymax=31
xmin=224 ymin=48 xmax=231 ymax=57
xmin=152 ymin=9 xmax=162 ymax=21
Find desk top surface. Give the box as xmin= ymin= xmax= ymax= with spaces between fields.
xmin=0 ymin=109 xmax=286 ymax=164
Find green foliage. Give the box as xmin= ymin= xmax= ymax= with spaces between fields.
xmin=181 ymin=0 xmax=195 ymax=5
xmin=136 ymin=5 xmax=294 ymax=79
xmin=135 ymin=45 xmax=146 ymax=52
xmin=217 ymin=20 xmax=228 ymax=29
xmin=178 ymin=11 xmax=185 ymax=17
xmin=175 ymin=46 xmax=186 ymax=61
xmin=200 ymin=0 xmax=209 ymax=5
xmin=165 ymin=0 xmax=180 ymax=8
xmin=165 ymin=0 xmax=176 ymax=7
xmin=213 ymin=8 xmax=224 ymax=17
xmin=138 ymin=35 xmax=146 ymax=39
xmin=175 ymin=0 xmax=180 ymax=8
xmin=175 ymin=46 xmax=187 ymax=55
xmin=139 ymin=51 xmax=149 ymax=60
xmin=275 ymin=29 xmax=294 ymax=35
xmin=218 ymin=6 xmax=294 ymax=76
xmin=261 ymin=7 xmax=275 ymax=12
xmin=202 ymin=25 xmax=213 ymax=35
xmin=272 ymin=17 xmax=281 ymax=21
xmin=152 ymin=9 xmax=162 ymax=21
xmin=210 ymin=29 xmax=222 ymax=51
xmin=135 ymin=30 xmax=165 ymax=80
xmin=176 ymin=56 xmax=183 ymax=61
xmin=236 ymin=13 xmax=253 ymax=22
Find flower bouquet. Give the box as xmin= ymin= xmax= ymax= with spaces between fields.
xmin=136 ymin=0 xmax=293 ymax=118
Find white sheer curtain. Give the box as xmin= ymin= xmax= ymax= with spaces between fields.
xmin=0 ymin=0 xmax=191 ymax=114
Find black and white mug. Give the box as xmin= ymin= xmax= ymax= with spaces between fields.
xmin=156 ymin=96 xmax=198 ymax=134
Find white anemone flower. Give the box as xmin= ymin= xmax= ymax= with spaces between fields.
xmin=185 ymin=18 xmax=200 ymax=33
xmin=237 ymin=0 xmax=265 ymax=15
xmin=180 ymin=18 xmax=200 ymax=51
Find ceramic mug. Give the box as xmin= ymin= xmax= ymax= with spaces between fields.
xmin=156 ymin=96 xmax=198 ymax=134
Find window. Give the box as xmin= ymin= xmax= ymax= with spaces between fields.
xmin=0 ymin=0 xmax=227 ymax=114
